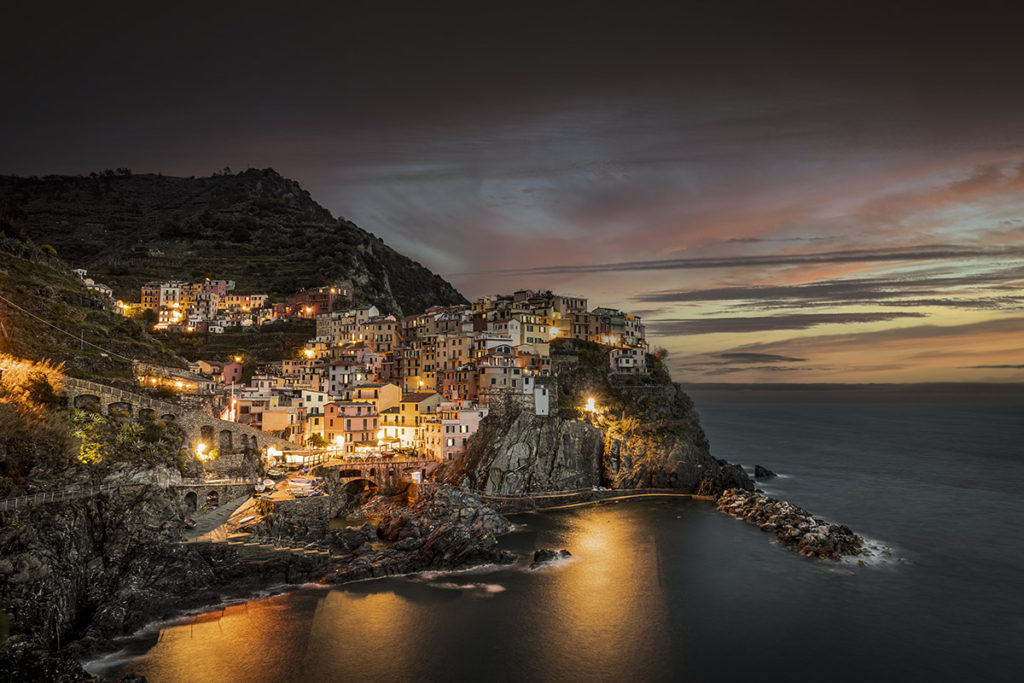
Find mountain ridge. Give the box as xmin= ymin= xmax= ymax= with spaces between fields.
xmin=0 ymin=168 xmax=467 ymax=315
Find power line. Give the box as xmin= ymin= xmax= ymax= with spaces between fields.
xmin=0 ymin=291 xmax=135 ymax=363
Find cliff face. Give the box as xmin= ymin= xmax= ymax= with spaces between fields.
xmin=440 ymin=339 xmax=753 ymax=495
xmin=0 ymin=168 xmax=467 ymax=315
xmin=0 ymin=468 xmax=211 ymax=649
xmin=451 ymin=410 xmax=605 ymax=494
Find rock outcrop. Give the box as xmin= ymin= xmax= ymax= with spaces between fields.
xmin=439 ymin=339 xmax=753 ymax=496
xmin=717 ymin=489 xmax=864 ymax=560
xmin=326 ymin=485 xmax=516 ymax=582
xmin=754 ymin=465 xmax=777 ymax=479
xmin=530 ymin=549 xmax=572 ymax=569
xmin=442 ymin=409 xmax=605 ymax=494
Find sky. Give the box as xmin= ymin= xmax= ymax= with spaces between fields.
xmin=2 ymin=1 xmax=1023 ymax=383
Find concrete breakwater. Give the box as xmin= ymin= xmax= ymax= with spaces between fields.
xmin=717 ymin=488 xmax=864 ymax=560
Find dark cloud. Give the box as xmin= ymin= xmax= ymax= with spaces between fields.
xmin=471 ymin=245 xmax=1024 ymax=278
xmin=960 ymin=365 xmax=1024 ymax=369
xmin=647 ymin=312 xmax=926 ymax=335
xmin=713 ymin=352 xmax=807 ymax=363
xmin=700 ymin=365 xmax=811 ymax=376
xmin=634 ymin=267 xmax=1024 ymax=314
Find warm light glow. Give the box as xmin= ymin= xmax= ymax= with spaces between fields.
xmin=267 ymin=446 xmax=282 ymax=458
xmin=305 ymin=306 xmax=313 ymax=314
xmin=584 ymin=397 xmax=597 ymax=413
xmin=175 ymin=380 xmax=184 ymax=389
xmin=196 ymin=443 xmax=208 ymax=459
xmin=233 ymin=355 xmax=243 ymax=363
xmin=303 ymin=348 xmax=315 ymax=359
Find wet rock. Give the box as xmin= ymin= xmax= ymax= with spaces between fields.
xmin=530 ymin=548 xmax=572 ymax=569
xmin=716 ymin=488 xmax=864 ymax=560
xmin=754 ymin=465 xmax=777 ymax=479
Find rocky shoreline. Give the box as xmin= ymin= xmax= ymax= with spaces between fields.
xmin=716 ymin=488 xmax=865 ymax=560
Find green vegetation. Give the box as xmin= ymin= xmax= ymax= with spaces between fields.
xmin=0 ymin=355 xmax=73 ymax=492
xmin=0 ymin=168 xmax=467 ymax=315
xmin=0 ymin=354 xmax=191 ymax=496
xmin=0 ymin=239 xmax=186 ymax=380
xmin=71 ymin=410 xmax=189 ymax=471
xmin=155 ymin=319 xmax=316 ymax=363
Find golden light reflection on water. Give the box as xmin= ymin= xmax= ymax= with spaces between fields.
xmin=116 ymin=504 xmax=687 ymax=683
xmin=524 ymin=506 xmax=673 ymax=679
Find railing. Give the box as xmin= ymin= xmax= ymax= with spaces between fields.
xmin=0 ymin=482 xmax=124 ymax=511
xmin=177 ymin=477 xmax=258 ymax=487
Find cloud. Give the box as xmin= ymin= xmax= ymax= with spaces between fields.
xmin=713 ymin=352 xmax=807 ymax=363
xmin=959 ymin=364 xmax=1024 ymax=369
xmin=462 ymin=244 xmax=1024 ymax=278
xmin=647 ymin=311 xmax=926 ymax=335
xmin=669 ymin=316 xmax=1024 ymax=382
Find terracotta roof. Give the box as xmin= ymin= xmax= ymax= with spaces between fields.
xmin=401 ymin=392 xmax=440 ymax=403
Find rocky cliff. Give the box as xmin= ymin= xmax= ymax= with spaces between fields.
xmin=439 ymin=338 xmax=752 ymax=495
xmin=0 ymin=168 xmax=467 ymax=315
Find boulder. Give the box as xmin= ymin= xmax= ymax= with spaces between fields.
xmin=754 ymin=465 xmax=777 ymax=479
xmin=530 ymin=548 xmax=572 ymax=569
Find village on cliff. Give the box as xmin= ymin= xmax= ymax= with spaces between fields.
xmin=110 ymin=278 xmax=649 ymax=469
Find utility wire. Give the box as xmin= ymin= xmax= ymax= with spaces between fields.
xmin=0 ymin=291 xmax=135 ymax=363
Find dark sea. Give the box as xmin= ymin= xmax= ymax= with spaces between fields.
xmin=92 ymin=403 xmax=1024 ymax=682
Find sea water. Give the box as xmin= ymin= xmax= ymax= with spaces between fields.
xmin=96 ymin=403 xmax=1024 ymax=682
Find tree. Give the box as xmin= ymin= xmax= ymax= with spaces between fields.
xmin=308 ymin=433 xmax=327 ymax=449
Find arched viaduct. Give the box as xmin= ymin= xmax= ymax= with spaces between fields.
xmin=63 ymin=377 xmax=294 ymax=455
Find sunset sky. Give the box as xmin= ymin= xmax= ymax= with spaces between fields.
xmin=3 ymin=1 xmax=1022 ymax=383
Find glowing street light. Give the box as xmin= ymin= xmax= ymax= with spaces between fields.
xmin=196 ymin=443 xmax=208 ymax=459
xmin=584 ymin=397 xmax=597 ymax=413
xmin=303 ymin=348 xmax=315 ymax=359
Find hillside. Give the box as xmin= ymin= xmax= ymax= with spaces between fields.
xmin=0 ymin=238 xmax=185 ymax=380
xmin=0 ymin=168 xmax=467 ymax=315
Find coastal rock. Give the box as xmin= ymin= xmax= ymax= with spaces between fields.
xmin=754 ymin=465 xmax=778 ymax=479
xmin=530 ymin=548 xmax=572 ymax=569
xmin=438 ymin=339 xmax=754 ymax=496
xmin=438 ymin=408 xmax=605 ymax=495
xmin=716 ymin=489 xmax=864 ymax=560
xmin=326 ymin=485 xmax=515 ymax=583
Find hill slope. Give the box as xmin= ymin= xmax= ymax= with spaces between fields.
xmin=0 ymin=168 xmax=467 ymax=315
xmin=0 ymin=239 xmax=185 ymax=379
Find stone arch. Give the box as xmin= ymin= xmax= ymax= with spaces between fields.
xmin=218 ymin=430 xmax=233 ymax=452
xmin=73 ymin=394 xmax=101 ymax=411
xmin=160 ymin=413 xmax=177 ymax=422
xmin=206 ymin=490 xmax=220 ymax=508
xmin=184 ymin=491 xmax=198 ymax=513
xmin=200 ymin=425 xmax=214 ymax=444
xmin=107 ymin=401 xmax=133 ymax=417
xmin=370 ymin=467 xmax=377 ymax=479
xmin=137 ymin=408 xmax=156 ymax=421
xmin=342 ymin=478 xmax=378 ymax=497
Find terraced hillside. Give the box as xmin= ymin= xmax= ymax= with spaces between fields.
xmin=0 ymin=239 xmax=185 ymax=380
xmin=0 ymin=168 xmax=467 ymax=315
